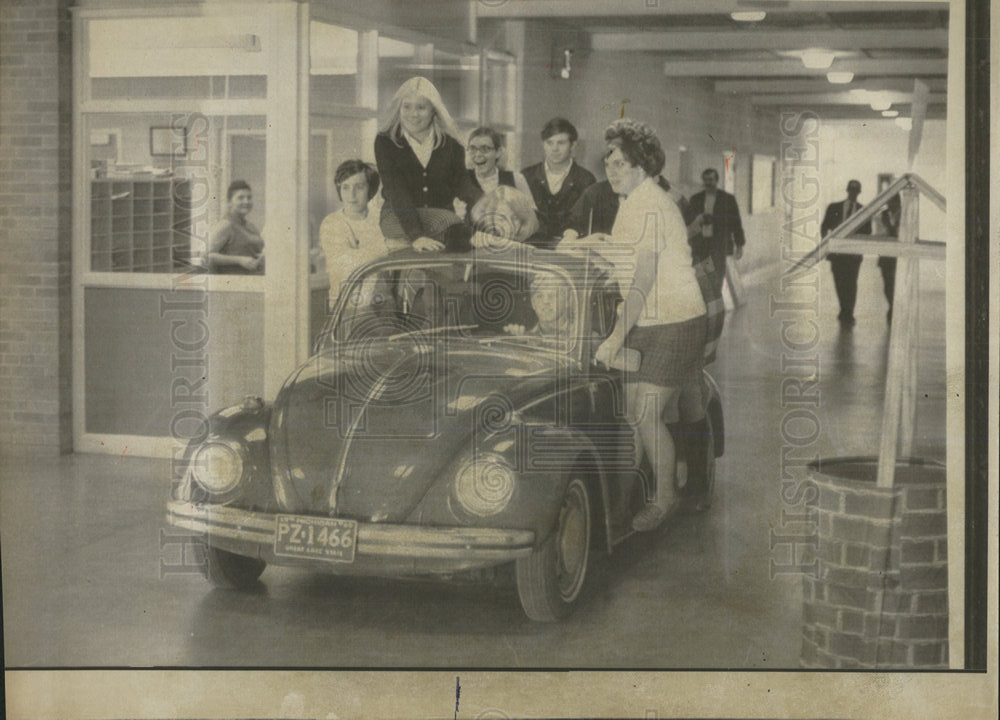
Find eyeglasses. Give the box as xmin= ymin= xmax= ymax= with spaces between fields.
xmin=604 ymin=158 xmax=632 ymax=172
xmin=468 ymin=144 xmax=497 ymax=154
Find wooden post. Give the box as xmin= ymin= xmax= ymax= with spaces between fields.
xmin=876 ymin=184 xmax=919 ymax=487
xmin=898 ymin=191 xmax=921 ymax=458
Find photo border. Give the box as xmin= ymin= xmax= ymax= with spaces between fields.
xmin=2 ymin=0 xmax=994 ymax=717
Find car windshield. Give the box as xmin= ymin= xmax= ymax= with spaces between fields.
xmin=323 ymin=259 xmax=580 ymax=355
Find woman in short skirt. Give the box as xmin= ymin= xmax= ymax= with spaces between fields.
xmin=568 ymin=119 xmax=708 ymax=532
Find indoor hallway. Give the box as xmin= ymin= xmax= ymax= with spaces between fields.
xmin=1 ymin=255 xmax=948 ymax=668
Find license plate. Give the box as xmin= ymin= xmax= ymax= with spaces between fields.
xmin=274 ymin=515 xmax=357 ymax=563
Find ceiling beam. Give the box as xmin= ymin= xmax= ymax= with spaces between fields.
xmin=715 ymin=78 xmax=949 ymax=94
xmin=476 ymin=1 xmax=943 ymax=18
xmin=663 ymin=58 xmax=947 ymax=77
xmin=592 ymin=28 xmax=948 ymax=52
xmin=765 ymin=106 xmax=947 ymax=120
xmin=749 ymin=91 xmax=947 ymax=105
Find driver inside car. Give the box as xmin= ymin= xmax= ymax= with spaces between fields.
xmin=503 ymin=273 xmax=574 ymax=341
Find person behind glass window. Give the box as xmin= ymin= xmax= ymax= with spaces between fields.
xmin=207 ymin=180 xmax=264 ymax=274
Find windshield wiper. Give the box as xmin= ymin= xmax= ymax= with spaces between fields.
xmin=386 ymin=324 xmax=478 ymax=341
xmin=476 ymin=334 xmax=574 ymax=356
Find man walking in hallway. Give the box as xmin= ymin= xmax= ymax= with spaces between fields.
xmin=821 ymin=179 xmax=871 ymax=327
xmin=688 ymin=168 xmax=746 ymax=296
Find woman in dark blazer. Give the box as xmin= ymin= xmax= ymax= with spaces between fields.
xmin=374 ymin=76 xmax=482 ymax=252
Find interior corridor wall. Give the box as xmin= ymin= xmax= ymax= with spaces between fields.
xmin=516 ymin=35 xmax=783 ymax=283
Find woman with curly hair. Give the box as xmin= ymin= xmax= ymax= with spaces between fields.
xmin=374 ymin=76 xmax=482 ymax=252
xmin=569 ymin=119 xmax=708 ymax=532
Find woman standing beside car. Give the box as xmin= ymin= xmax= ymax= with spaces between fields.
xmin=374 ymin=76 xmax=482 ymax=252
xmin=567 ymin=119 xmax=708 ymax=532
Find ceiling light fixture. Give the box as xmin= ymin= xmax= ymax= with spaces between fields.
xmin=881 ymin=110 xmax=899 ymax=118
xmin=801 ymin=49 xmax=836 ymax=69
xmin=826 ymin=71 xmax=854 ymax=84
xmin=869 ymin=94 xmax=892 ymax=112
xmin=731 ymin=11 xmax=766 ymax=22
xmin=560 ymin=49 xmax=572 ymax=80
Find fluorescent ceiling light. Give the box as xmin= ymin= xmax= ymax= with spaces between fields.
xmin=881 ymin=110 xmax=899 ymax=118
xmin=731 ymin=11 xmax=766 ymax=22
xmin=869 ymin=94 xmax=892 ymax=111
xmin=826 ymin=71 xmax=854 ymax=84
xmin=801 ymin=49 xmax=836 ymax=69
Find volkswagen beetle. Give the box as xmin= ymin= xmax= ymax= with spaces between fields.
xmin=166 ymin=243 xmax=724 ymax=621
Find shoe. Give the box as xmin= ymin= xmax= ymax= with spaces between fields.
xmin=680 ymin=484 xmax=712 ymax=513
xmin=631 ymin=498 xmax=680 ymax=532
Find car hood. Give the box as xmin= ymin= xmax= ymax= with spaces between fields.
xmin=268 ymin=338 xmax=570 ymax=521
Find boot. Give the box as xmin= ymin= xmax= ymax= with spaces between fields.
xmin=680 ymin=418 xmax=711 ymax=511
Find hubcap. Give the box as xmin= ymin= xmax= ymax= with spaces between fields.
xmin=556 ymin=479 xmax=590 ymax=602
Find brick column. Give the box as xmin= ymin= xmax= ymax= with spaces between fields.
xmin=800 ymin=457 xmax=949 ymax=669
xmin=0 ymin=0 xmax=73 ymax=454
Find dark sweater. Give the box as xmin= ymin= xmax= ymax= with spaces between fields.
xmin=467 ymin=168 xmax=516 ymax=193
xmin=521 ymin=161 xmax=597 ymax=239
xmin=374 ymin=132 xmax=482 ymax=242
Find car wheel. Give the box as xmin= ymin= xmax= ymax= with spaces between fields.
xmin=516 ymin=477 xmax=591 ymax=621
xmin=197 ymin=540 xmax=266 ymax=590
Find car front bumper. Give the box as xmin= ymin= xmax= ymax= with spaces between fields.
xmin=166 ymin=500 xmax=536 ymax=575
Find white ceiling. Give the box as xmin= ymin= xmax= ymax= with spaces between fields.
xmin=476 ymin=0 xmax=950 ymax=120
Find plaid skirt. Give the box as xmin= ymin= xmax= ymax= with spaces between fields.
xmin=626 ymin=315 xmax=707 ymax=388
xmin=379 ymin=207 xmax=464 ymax=242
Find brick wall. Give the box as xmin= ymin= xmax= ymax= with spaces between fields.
xmin=0 ymin=0 xmax=73 ymax=454
xmin=800 ymin=459 xmax=949 ymax=669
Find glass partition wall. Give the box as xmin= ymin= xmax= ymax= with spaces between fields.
xmin=74 ymin=1 xmax=519 ymax=456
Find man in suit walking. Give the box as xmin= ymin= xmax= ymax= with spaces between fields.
xmin=821 ymin=179 xmax=871 ymax=327
xmin=521 ymin=117 xmax=596 ymax=239
xmin=688 ymin=168 xmax=746 ymax=294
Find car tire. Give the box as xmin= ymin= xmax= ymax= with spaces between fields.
xmin=699 ymin=412 xmax=718 ymax=511
xmin=197 ymin=540 xmax=266 ymax=589
xmin=516 ymin=476 xmax=591 ymax=621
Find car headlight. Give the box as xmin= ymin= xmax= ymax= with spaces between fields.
xmin=453 ymin=453 xmax=516 ymax=517
xmin=190 ymin=441 xmax=244 ymax=496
